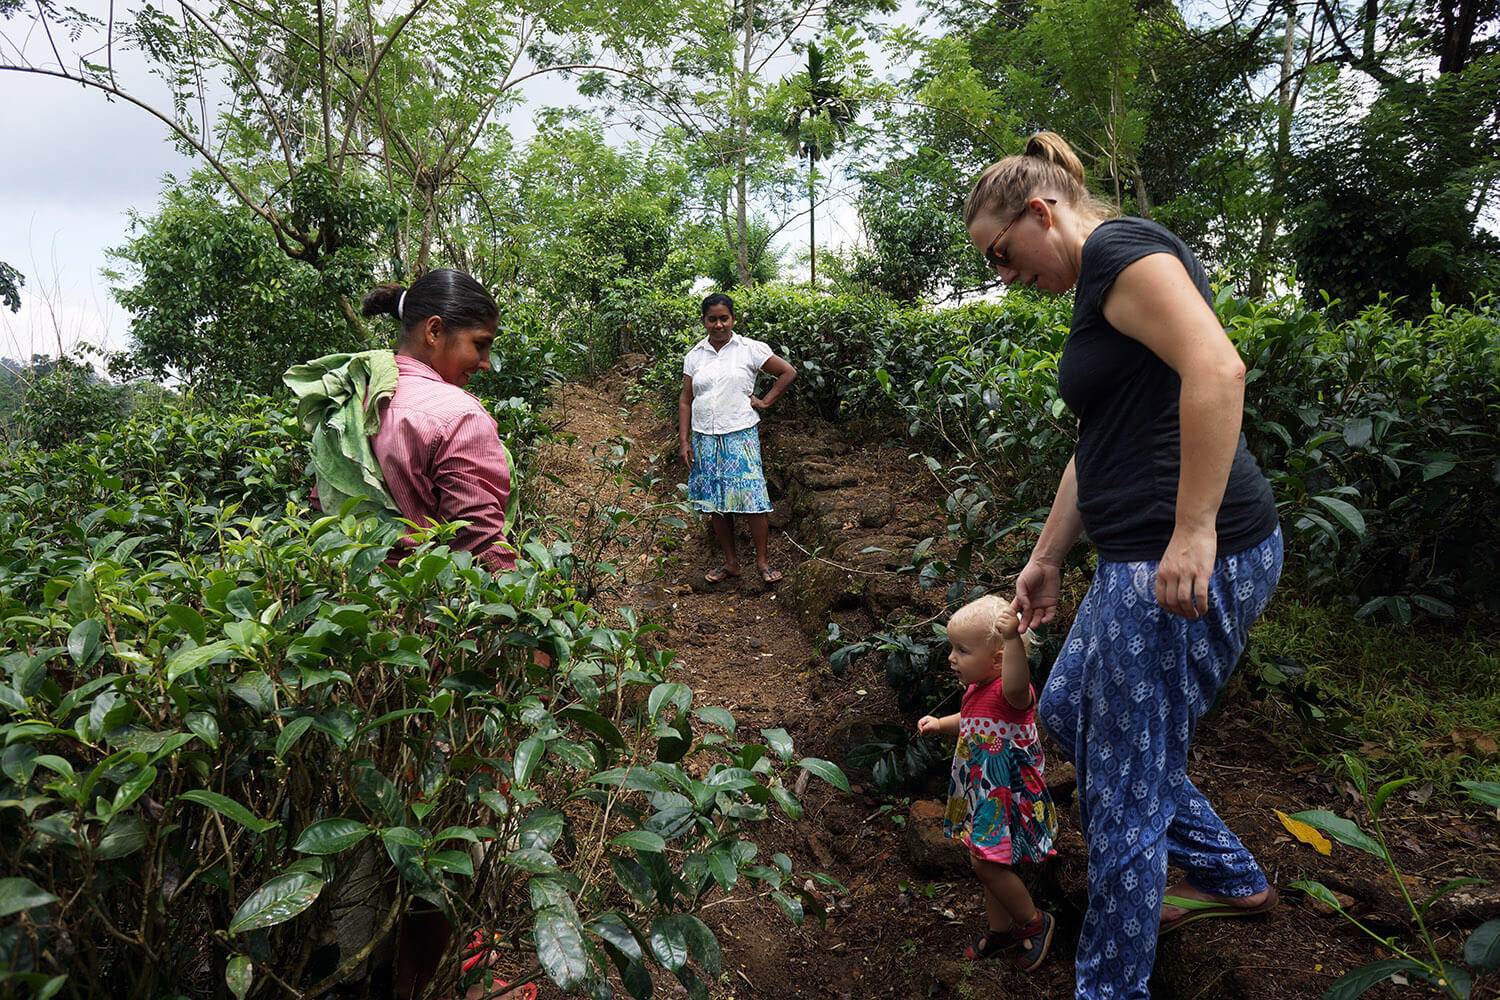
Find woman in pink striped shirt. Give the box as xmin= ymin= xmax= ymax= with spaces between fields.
xmin=359 ymin=269 xmax=517 ymax=573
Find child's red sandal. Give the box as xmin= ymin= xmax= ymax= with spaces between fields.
xmin=1011 ymin=909 xmax=1056 ymax=972
xmin=962 ymin=920 xmax=1035 ymax=961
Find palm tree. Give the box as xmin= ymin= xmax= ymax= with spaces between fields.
xmin=781 ymin=43 xmax=857 ymax=287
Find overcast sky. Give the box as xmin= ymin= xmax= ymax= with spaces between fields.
xmin=1 ymin=56 xmax=196 ymax=361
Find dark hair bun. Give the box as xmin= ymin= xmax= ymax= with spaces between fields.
xmin=360 ymin=283 xmax=405 ymax=320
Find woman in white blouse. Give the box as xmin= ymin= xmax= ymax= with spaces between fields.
xmin=678 ymin=293 xmax=797 ymax=584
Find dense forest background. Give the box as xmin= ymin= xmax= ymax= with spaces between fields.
xmin=3 ymin=0 xmax=1498 ymax=401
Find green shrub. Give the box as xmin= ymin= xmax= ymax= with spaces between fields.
xmin=1 ymin=357 xmax=132 ymax=450
xmin=1227 ymin=292 xmax=1500 ymax=614
xmin=0 ymin=397 xmax=844 ymax=1000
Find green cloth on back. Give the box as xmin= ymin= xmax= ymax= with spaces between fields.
xmin=283 ymin=350 xmax=403 ymax=518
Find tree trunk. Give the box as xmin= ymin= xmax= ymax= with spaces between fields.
xmin=337 ymin=293 xmax=366 ymax=343
xmin=734 ymin=0 xmax=754 ymax=287
xmin=1249 ymin=0 xmax=1298 ymax=299
xmin=808 ymin=157 xmax=816 ymax=287
xmin=1132 ymin=168 xmax=1152 ymax=220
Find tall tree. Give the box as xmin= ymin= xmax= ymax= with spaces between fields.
xmin=577 ymin=0 xmax=891 ymax=286
xmin=841 ymin=29 xmax=1016 ymax=300
xmin=779 ymin=41 xmax=858 ymax=285
xmin=1 ymin=0 xmax=701 ymax=329
xmin=1278 ymin=0 xmax=1500 ymax=311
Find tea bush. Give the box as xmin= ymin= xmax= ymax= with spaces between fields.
xmin=1228 ymin=292 xmax=1500 ymax=613
xmin=0 ymin=398 xmax=845 ymax=999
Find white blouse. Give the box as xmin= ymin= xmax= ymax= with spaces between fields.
xmin=683 ymin=333 xmax=774 ymax=435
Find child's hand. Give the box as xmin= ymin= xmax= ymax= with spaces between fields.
xmin=997 ymin=602 xmax=1021 ymax=640
xmin=917 ymin=715 xmax=940 ymax=735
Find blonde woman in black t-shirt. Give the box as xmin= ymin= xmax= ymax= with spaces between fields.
xmin=960 ymin=132 xmax=1283 ymax=999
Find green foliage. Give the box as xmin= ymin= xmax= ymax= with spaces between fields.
xmin=106 ymin=177 xmax=392 ymax=396
xmin=1225 ymin=292 xmax=1500 ymax=611
xmin=0 ymin=395 xmax=844 ymax=998
xmin=1291 ymin=754 xmax=1500 ymax=999
xmin=1287 ymin=67 xmax=1500 ymax=317
xmin=0 ymin=356 xmax=135 ymax=449
xmin=0 ymin=261 xmax=21 ymax=313
xmin=13 ymin=359 xmax=133 ymax=451
xmin=847 ymin=32 xmax=1014 ymax=301
xmin=700 ymin=219 xmax=784 ymax=291
xmin=1241 ymin=599 xmax=1500 ymax=789
xmin=846 ymin=723 xmax=948 ymax=794
xmin=839 ymin=164 xmax=987 ymax=302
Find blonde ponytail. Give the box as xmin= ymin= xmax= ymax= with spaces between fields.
xmin=964 ymin=131 xmax=1117 ymax=226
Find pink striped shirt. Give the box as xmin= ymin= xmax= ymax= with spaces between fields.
xmin=372 ymin=355 xmax=516 ymax=572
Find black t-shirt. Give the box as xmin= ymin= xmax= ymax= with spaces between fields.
xmin=1057 ymin=217 xmax=1277 ymax=562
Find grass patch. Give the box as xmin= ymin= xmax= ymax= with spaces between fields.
xmin=1248 ymin=596 xmax=1500 ymax=791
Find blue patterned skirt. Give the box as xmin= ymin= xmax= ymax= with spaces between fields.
xmin=688 ymin=427 xmax=772 ymax=514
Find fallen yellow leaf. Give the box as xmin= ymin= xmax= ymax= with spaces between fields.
xmin=1276 ymin=809 xmax=1332 ymax=855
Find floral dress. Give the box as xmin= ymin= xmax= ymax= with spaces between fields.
xmin=942 ymin=678 xmax=1057 ymax=864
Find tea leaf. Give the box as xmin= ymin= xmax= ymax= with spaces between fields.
xmin=225 ymin=955 xmax=252 ymax=1000
xmin=531 ymin=879 xmax=588 ymax=990
xmin=649 ymin=914 xmax=688 ymax=971
xmin=795 ymin=757 xmax=851 ymax=793
xmin=1319 ymin=957 xmax=1425 ymax=999
xmin=66 ymin=619 xmax=103 ymax=668
xmin=1289 ymin=810 xmax=1384 ymax=858
xmin=612 ymin=830 xmax=666 ymax=853
xmin=178 ymin=790 xmax=276 ymax=834
xmin=292 ymin=818 xmax=372 ymax=855
xmin=1275 ymin=809 xmax=1332 ymax=855
xmin=1457 ymin=781 xmax=1500 ymax=809
xmin=228 ymin=873 xmax=323 ymax=934
xmin=0 ymin=877 xmax=60 ymax=918
xmin=760 ymin=728 xmax=793 ymax=761
xmin=1465 ymin=920 xmax=1500 ymax=974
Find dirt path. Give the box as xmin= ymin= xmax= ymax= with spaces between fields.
xmin=531 ymin=361 xmax=1500 ymax=1000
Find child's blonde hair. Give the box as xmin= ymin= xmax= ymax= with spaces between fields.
xmin=948 ymin=594 xmax=1036 ymax=653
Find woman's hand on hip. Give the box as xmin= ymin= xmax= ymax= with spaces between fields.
xmin=1012 ymin=559 xmax=1061 ymax=632
xmin=1157 ymin=523 xmax=1216 ymax=618
xmin=749 ymin=395 xmax=770 ymax=411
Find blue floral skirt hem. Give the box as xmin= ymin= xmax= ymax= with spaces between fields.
xmin=688 ymin=427 xmax=772 ymax=514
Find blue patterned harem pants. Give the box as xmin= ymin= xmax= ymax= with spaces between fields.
xmin=1038 ymin=527 xmax=1283 ymax=1000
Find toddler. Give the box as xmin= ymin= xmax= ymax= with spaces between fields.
xmin=918 ymin=594 xmax=1057 ymax=969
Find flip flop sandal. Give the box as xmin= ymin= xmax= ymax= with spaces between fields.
xmin=1159 ymin=886 xmax=1279 ymax=937
xmin=704 ymin=566 xmax=738 ymax=583
xmin=1012 ymin=910 xmax=1056 ymax=973
xmin=759 ymin=566 xmax=784 ymax=584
